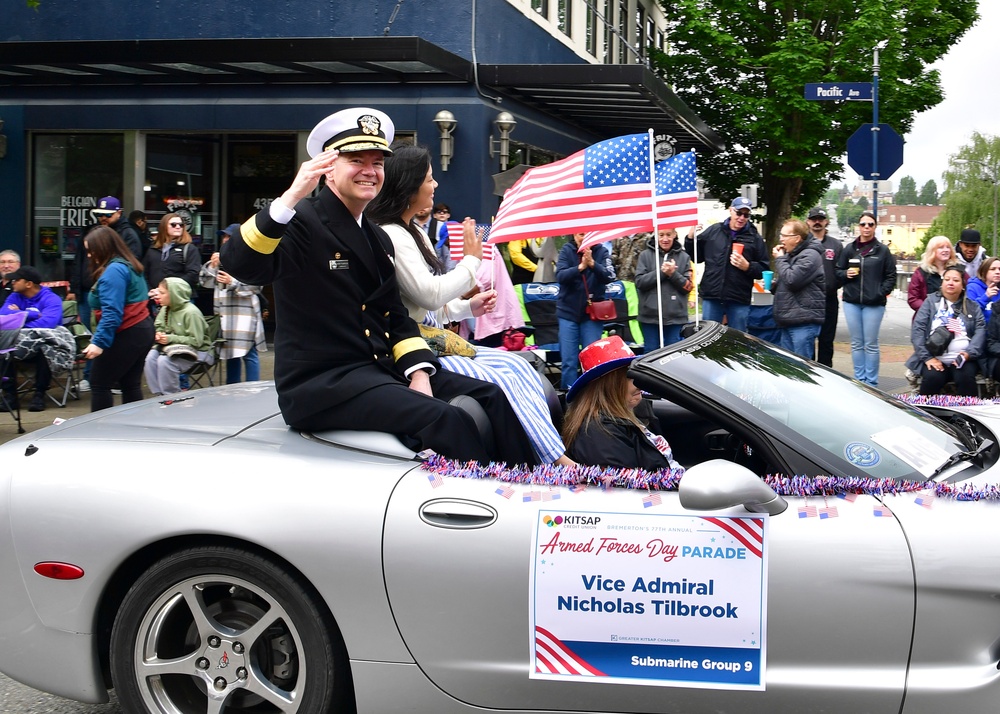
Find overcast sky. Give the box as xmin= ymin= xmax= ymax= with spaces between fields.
xmin=840 ymin=2 xmax=998 ymax=191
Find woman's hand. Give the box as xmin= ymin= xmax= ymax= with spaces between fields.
xmin=470 ymin=289 xmax=498 ymax=317
xmin=578 ymin=248 xmax=595 ymax=271
xmin=925 ymin=357 xmax=945 ymax=372
xmin=216 ymin=270 xmax=233 ymax=286
xmin=82 ymin=343 xmax=103 ymax=360
xmin=462 ymin=217 xmax=482 ymax=260
xmin=988 ymin=283 xmax=999 ymax=299
xmin=154 ymin=331 xmax=169 ymax=345
xmin=210 ymin=251 xmax=221 ymax=269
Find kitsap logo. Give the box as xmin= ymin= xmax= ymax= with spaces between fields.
xmin=543 ymin=514 xmax=601 ymax=529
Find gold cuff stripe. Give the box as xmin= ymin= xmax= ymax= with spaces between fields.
xmin=393 ymin=337 xmax=429 ymax=361
xmin=243 ymin=219 xmax=281 ymax=255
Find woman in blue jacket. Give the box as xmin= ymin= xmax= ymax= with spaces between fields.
xmin=556 ymin=234 xmax=615 ymax=390
xmin=82 ymin=227 xmax=155 ymax=411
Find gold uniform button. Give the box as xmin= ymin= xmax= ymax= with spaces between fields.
xmin=361 ymin=304 xmax=366 ymax=311
xmin=373 ymin=354 xmax=378 ymax=360
xmin=365 ymin=329 xmax=371 ymax=337
xmin=384 ymin=311 xmax=390 ymax=317
xmin=384 ymin=332 xmax=390 ymax=338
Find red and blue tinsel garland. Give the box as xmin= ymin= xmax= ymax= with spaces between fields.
xmin=419 ymin=455 xmax=1000 ymax=502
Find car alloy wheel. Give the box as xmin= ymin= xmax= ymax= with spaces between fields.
xmin=110 ymin=546 xmax=343 ymax=713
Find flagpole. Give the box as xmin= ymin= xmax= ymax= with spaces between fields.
xmin=644 ymin=130 xmax=666 ymax=351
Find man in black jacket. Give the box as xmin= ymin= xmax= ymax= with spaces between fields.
xmin=92 ymin=196 xmax=143 ymax=259
xmin=807 ymin=207 xmax=843 ymax=366
xmin=222 ymin=108 xmax=536 ymax=464
xmin=685 ymin=197 xmax=767 ymax=332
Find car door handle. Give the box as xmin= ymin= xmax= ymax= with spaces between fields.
xmin=419 ymin=499 xmax=498 ymax=529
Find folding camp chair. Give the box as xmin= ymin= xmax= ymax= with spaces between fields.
xmin=44 ymin=301 xmax=92 ymax=407
xmin=0 ymin=311 xmax=29 ymax=433
xmin=181 ymin=313 xmax=224 ymax=389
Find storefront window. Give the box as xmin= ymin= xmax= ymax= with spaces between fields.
xmin=145 ymin=135 xmax=218 ymax=255
xmin=31 ymin=133 xmax=124 ymax=282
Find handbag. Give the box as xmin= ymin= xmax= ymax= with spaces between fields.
xmin=926 ymin=303 xmax=960 ymax=357
xmin=581 ymin=273 xmax=617 ymax=321
xmin=925 ymin=324 xmax=953 ymax=356
xmin=163 ymin=343 xmax=199 ymax=361
xmin=418 ymin=323 xmax=477 ymax=357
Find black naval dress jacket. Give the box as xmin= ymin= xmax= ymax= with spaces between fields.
xmin=221 ymin=188 xmax=438 ymax=428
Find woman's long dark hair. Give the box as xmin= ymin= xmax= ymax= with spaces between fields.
xmin=365 ymin=144 xmax=445 ymax=274
xmin=86 ymin=225 xmax=143 ymax=279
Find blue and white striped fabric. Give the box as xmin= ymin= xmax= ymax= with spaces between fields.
xmin=440 ymin=348 xmax=565 ymax=463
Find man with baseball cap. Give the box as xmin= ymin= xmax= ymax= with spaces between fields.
xmin=92 ymin=196 xmax=143 ymax=259
xmin=222 ymin=108 xmax=535 ymax=464
xmin=684 ymin=196 xmax=767 ymax=332
xmin=0 ymin=266 xmax=65 ymax=412
xmin=807 ymin=207 xmax=843 ymax=366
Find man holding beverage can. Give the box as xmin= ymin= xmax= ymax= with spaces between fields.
xmin=684 ymin=196 xmax=767 ymax=332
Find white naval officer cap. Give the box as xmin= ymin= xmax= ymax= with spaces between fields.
xmin=306 ymin=107 xmax=394 ymax=158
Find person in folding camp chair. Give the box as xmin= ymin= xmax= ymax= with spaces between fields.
xmin=144 ymin=277 xmax=213 ymax=395
xmin=0 ymin=266 xmax=66 ymax=412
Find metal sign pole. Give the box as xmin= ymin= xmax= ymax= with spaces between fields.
xmin=871 ymin=47 xmax=880 ymax=212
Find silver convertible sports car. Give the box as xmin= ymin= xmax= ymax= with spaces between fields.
xmin=2 ymin=323 xmax=1000 ymax=714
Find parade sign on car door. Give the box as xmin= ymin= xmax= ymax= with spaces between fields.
xmin=529 ymin=510 xmax=768 ymax=690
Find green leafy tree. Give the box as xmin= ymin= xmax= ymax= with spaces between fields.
xmin=651 ymin=0 xmax=977 ymax=246
xmin=837 ymin=198 xmax=864 ymax=233
xmin=917 ymin=180 xmax=939 ymax=206
xmin=856 ymin=195 xmax=869 ymax=211
xmin=895 ymin=176 xmax=918 ymax=205
xmin=931 ymin=132 xmax=1000 ymax=256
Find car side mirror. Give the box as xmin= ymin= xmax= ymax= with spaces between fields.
xmin=679 ymin=459 xmax=787 ymax=515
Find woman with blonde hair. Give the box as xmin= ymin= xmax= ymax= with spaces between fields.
xmin=141 ymin=213 xmax=201 ymax=292
xmin=562 ymin=336 xmax=682 ymax=471
xmin=908 ymin=235 xmax=956 ymax=314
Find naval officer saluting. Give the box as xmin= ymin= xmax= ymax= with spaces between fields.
xmin=222 ymin=107 xmax=537 ymax=464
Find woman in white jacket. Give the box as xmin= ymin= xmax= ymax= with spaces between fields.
xmin=366 ymin=145 xmax=571 ymax=466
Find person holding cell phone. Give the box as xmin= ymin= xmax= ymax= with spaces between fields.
xmin=835 ymin=211 xmax=897 ymax=386
xmin=905 ymin=265 xmax=984 ymax=396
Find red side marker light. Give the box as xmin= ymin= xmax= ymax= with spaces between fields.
xmin=34 ymin=562 xmax=85 ymax=580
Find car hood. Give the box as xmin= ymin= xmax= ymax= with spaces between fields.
xmin=16 ymin=382 xmax=282 ymax=447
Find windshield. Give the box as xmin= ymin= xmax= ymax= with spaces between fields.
xmin=635 ymin=325 xmax=967 ymax=481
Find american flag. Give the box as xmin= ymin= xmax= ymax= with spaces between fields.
xmin=488 ymin=133 xmax=654 ymax=244
xmin=427 ymin=472 xmax=443 ymax=489
xmin=798 ymin=505 xmax=818 ymax=519
xmin=819 ymin=506 xmax=839 ymax=519
xmin=541 ymin=490 xmax=561 ymax=502
xmin=914 ymin=491 xmax=935 ymax=509
xmin=701 ymin=516 xmax=765 ymax=559
xmin=873 ymin=505 xmax=894 ymax=518
xmin=534 ymin=626 xmax=606 ymax=677
xmin=523 ymin=491 xmax=542 ymax=502
xmin=642 ymin=492 xmax=662 ymax=508
xmin=495 ymin=484 xmax=515 ymax=499
xmin=837 ymin=492 xmax=858 ymax=502
xmin=447 ymin=222 xmax=492 ymax=261
xmin=578 ymin=151 xmax=699 ymax=252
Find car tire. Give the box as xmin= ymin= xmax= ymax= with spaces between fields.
xmin=110 ymin=545 xmax=344 ymax=714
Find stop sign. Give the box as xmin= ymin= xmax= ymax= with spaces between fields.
xmin=847 ymin=123 xmax=904 ymax=180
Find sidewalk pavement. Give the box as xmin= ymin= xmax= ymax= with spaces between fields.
xmin=0 ymin=336 xmax=914 ymax=444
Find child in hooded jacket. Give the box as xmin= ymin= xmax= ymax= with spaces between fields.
xmin=144 ymin=277 xmax=212 ymax=394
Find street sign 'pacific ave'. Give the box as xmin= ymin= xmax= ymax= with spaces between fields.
xmin=804 ymin=83 xmax=873 ymax=101
xmin=846 ymin=123 xmax=905 ymax=181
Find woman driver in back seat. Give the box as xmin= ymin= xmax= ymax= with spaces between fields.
xmin=562 ymin=335 xmax=683 ymax=472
